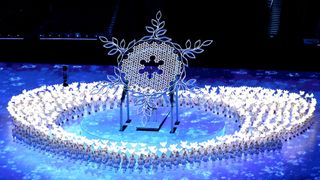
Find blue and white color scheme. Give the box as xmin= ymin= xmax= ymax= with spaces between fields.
xmin=2 ymin=63 xmax=319 ymax=178
xmin=97 ymin=11 xmax=212 ymax=125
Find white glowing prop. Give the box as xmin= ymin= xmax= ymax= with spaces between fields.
xmin=7 ymin=82 xmax=316 ymax=169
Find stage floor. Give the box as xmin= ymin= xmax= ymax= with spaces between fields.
xmin=0 ymin=62 xmax=319 ymax=179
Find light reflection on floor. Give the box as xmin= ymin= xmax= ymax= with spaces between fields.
xmin=65 ymin=108 xmax=226 ymax=146
xmin=0 ymin=62 xmax=319 ymax=179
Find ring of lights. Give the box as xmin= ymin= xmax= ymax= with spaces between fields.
xmin=7 ymin=82 xmax=316 ymax=168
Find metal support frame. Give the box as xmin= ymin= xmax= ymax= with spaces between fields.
xmin=175 ymin=87 xmax=179 ymax=125
xmin=170 ymin=91 xmax=174 ymax=133
xmin=120 ymin=84 xmax=179 ymax=133
xmin=170 ymin=86 xmax=180 ymax=133
xmin=119 ymin=86 xmax=131 ymax=131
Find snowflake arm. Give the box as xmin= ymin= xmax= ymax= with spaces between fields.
xmin=181 ymin=39 xmax=214 ymax=67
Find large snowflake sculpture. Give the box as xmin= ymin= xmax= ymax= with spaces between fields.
xmin=95 ymin=11 xmax=213 ymax=123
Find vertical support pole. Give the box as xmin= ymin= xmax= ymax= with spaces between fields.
xmin=119 ymin=87 xmax=126 ymax=131
xmin=170 ymin=91 xmax=174 ymax=133
xmin=126 ymin=89 xmax=130 ymax=122
xmin=62 ymin=65 xmax=68 ymax=87
xmin=120 ymin=99 xmax=123 ymax=131
xmin=175 ymin=87 xmax=179 ymax=123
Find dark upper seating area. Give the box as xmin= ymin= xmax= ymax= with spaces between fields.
xmin=0 ymin=0 xmax=319 ymax=71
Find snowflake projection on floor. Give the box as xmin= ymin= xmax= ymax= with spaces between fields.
xmin=3 ymin=12 xmax=319 ymax=175
xmin=7 ymin=82 xmax=317 ymax=172
xmin=96 ymin=11 xmax=212 ymax=127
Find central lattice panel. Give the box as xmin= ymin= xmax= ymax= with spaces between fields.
xmin=121 ymin=42 xmax=182 ymax=93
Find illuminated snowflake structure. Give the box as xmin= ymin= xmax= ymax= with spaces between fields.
xmin=97 ymin=11 xmax=213 ymax=133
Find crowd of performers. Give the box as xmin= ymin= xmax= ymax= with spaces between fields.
xmin=7 ymin=82 xmax=316 ymax=171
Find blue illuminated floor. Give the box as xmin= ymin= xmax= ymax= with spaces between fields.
xmin=0 ymin=62 xmax=320 ymax=179
xmin=69 ymin=108 xmax=227 ymax=145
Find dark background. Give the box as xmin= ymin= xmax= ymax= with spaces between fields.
xmin=0 ymin=0 xmax=319 ymax=71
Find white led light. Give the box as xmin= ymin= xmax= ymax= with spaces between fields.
xmin=7 ymin=82 xmax=316 ymax=169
